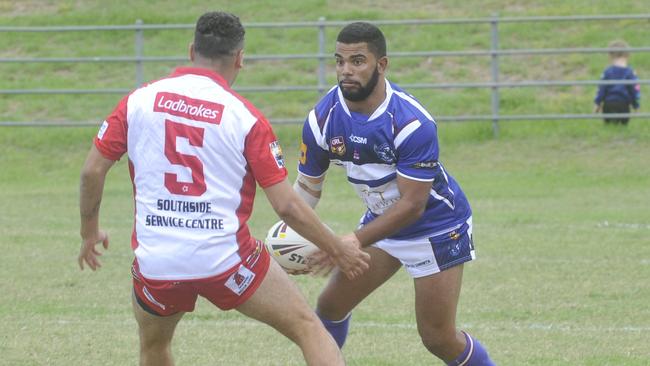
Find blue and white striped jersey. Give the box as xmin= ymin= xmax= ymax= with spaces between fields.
xmin=298 ymin=80 xmax=471 ymax=240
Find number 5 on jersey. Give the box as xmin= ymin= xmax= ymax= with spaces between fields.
xmin=164 ymin=119 xmax=207 ymax=196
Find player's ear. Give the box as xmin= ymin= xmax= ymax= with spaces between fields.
xmin=189 ymin=42 xmax=195 ymax=62
xmin=234 ymin=48 xmax=244 ymax=70
xmin=378 ymin=55 xmax=388 ymax=74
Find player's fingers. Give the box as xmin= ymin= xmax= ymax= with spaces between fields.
xmin=286 ymin=269 xmax=310 ymax=276
xmin=89 ymin=256 xmax=101 ymax=271
xmin=310 ymin=261 xmax=333 ymax=277
xmin=78 ymin=255 xmax=85 ymax=270
xmin=91 ymin=246 xmax=103 ymax=256
xmin=343 ymin=269 xmax=357 ymax=280
xmin=101 ymin=232 xmax=110 ymax=249
xmin=320 ymin=263 xmax=335 ymax=277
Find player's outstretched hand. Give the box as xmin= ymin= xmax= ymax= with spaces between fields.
xmin=78 ymin=230 xmax=109 ymax=271
xmin=306 ymin=250 xmax=335 ymax=277
xmin=328 ymin=233 xmax=370 ymax=280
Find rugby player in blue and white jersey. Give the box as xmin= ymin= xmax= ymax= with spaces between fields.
xmin=294 ymin=22 xmax=496 ymax=365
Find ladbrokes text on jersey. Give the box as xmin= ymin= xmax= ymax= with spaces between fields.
xmin=154 ymin=92 xmax=224 ymax=124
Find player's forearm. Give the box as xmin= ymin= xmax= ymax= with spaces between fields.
xmin=292 ymin=174 xmax=324 ymax=209
xmin=280 ymin=197 xmax=339 ymax=252
xmin=354 ymin=199 xmax=425 ymax=247
xmin=266 ymin=179 xmax=339 ymax=255
xmin=79 ymin=171 xmax=105 ymax=239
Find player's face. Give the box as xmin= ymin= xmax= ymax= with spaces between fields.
xmin=335 ymin=42 xmax=382 ymax=102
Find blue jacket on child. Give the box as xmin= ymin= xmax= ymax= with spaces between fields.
xmin=594 ymin=65 xmax=641 ymax=109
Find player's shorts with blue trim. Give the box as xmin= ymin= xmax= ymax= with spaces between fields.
xmin=372 ymin=217 xmax=475 ymax=278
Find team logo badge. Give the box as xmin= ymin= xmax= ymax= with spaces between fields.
xmin=269 ymin=141 xmax=285 ymax=168
xmin=373 ymin=143 xmax=396 ymax=163
xmin=449 ymin=231 xmax=462 ymax=256
xmin=330 ymin=136 xmax=346 ymax=156
xmin=449 ymin=241 xmax=461 ymax=256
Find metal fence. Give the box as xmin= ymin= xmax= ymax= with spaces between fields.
xmin=1 ymin=14 xmax=649 ymax=135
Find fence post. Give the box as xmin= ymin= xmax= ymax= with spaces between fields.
xmin=490 ymin=14 xmax=500 ymax=137
xmin=317 ymin=17 xmax=327 ymax=94
xmin=135 ymin=19 xmax=144 ymax=87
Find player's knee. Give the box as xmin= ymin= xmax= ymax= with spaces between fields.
xmin=140 ymin=337 xmax=171 ymax=355
xmin=286 ymin=312 xmax=327 ymax=344
xmin=316 ymin=294 xmax=350 ymax=320
xmin=138 ymin=328 xmax=173 ymax=352
xmin=418 ymin=327 xmax=455 ymax=356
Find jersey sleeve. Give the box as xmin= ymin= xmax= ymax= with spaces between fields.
xmin=395 ymin=120 xmax=439 ymax=181
xmin=594 ymin=70 xmax=607 ymax=105
xmin=94 ymin=95 xmax=129 ymax=161
xmin=297 ymin=114 xmax=330 ymax=178
xmin=243 ymin=118 xmax=288 ymax=188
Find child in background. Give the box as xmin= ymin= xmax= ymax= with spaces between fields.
xmin=593 ymin=40 xmax=641 ymax=125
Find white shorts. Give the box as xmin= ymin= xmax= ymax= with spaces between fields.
xmin=372 ymin=217 xmax=475 ymax=278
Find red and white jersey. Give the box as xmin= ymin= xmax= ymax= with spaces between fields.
xmin=94 ymin=67 xmax=287 ymax=280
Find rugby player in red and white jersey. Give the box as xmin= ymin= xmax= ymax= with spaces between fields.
xmin=77 ymin=11 xmax=369 ymax=366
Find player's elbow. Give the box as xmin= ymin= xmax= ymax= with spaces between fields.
xmin=271 ymin=196 xmax=304 ymax=223
xmin=79 ymin=165 xmax=102 ymax=185
xmin=403 ymin=199 xmax=427 ymax=222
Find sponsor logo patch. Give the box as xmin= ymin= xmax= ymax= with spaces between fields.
xmin=349 ymin=133 xmax=367 ymax=144
xmin=225 ymin=265 xmax=255 ymax=296
xmin=153 ymin=92 xmax=224 ymax=124
xmin=411 ymin=161 xmax=439 ymax=169
xmin=405 ymin=259 xmax=432 ymax=268
xmin=269 ymin=141 xmax=285 ymax=168
xmin=330 ymin=136 xmax=346 ymax=156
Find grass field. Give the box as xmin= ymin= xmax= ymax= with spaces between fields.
xmin=1 ymin=1 xmax=650 ymax=365
xmin=2 ymin=121 xmax=649 ymax=365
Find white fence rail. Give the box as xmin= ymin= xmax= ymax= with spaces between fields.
xmin=1 ymin=14 xmax=649 ymax=135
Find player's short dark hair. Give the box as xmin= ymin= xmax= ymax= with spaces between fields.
xmin=336 ymin=22 xmax=386 ymax=58
xmin=194 ymin=11 xmax=245 ymax=59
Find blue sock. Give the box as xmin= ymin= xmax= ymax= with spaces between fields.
xmin=447 ymin=331 xmax=496 ymax=366
xmin=317 ymin=312 xmax=351 ymax=348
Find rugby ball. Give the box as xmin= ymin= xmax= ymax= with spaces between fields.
xmin=264 ymin=220 xmax=320 ymax=271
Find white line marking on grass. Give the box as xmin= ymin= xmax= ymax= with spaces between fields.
xmin=596 ymin=221 xmax=650 ymax=230
xmin=47 ymin=318 xmax=650 ymax=333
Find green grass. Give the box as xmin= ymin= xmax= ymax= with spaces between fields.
xmin=2 ymin=122 xmax=650 ymax=365
xmin=2 ymin=1 xmax=650 ymax=365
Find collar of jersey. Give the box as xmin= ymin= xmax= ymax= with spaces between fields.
xmin=337 ymin=79 xmax=394 ymax=122
xmin=170 ymin=67 xmax=230 ymax=89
